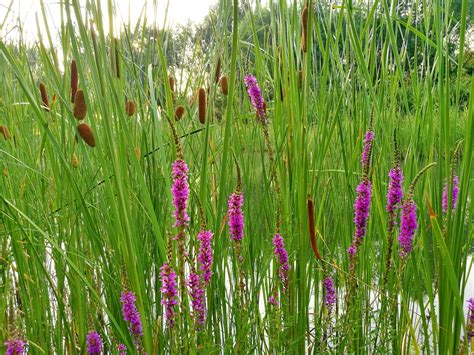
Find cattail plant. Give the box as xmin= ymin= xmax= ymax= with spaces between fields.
xmin=70 ymin=60 xmax=78 ymax=103
xmin=77 ymin=123 xmax=96 ymax=147
xmin=301 ymin=5 xmax=309 ymax=53
xmin=86 ymin=331 xmax=102 ymax=354
xmin=0 ymin=125 xmax=11 ymax=140
xmin=198 ymin=87 xmax=206 ymax=124
xmin=169 ymin=76 xmax=175 ymax=92
xmin=220 ymin=75 xmax=228 ymax=96
xmin=4 ymin=338 xmax=27 ymax=355
xmin=125 ymin=100 xmax=136 ymax=116
xmin=120 ymin=291 xmax=143 ymax=348
xmin=175 ymin=105 xmax=185 ymax=121
xmin=39 ymin=82 xmax=50 ymax=111
xmin=214 ymin=57 xmax=221 ymax=84
xmin=73 ymin=90 xmax=87 ymax=120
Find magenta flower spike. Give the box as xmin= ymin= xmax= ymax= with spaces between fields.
xmin=86 ymin=331 xmax=103 ymax=354
xmin=398 ymin=197 xmax=418 ymax=257
xmin=244 ymin=74 xmax=267 ymax=125
xmin=160 ymin=263 xmax=179 ymax=327
xmin=171 ymin=159 xmax=190 ymax=230
xmin=117 ymin=344 xmax=127 ymax=355
xmin=268 ymin=295 xmax=279 ymax=306
xmin=272 ymin=233 xmax=290 ymax=293
xmin=386 ymin=166 xmax=404 ymax=222
xmin=347 ymin=178 xmax=372 ymax=259
xmin=442 ymin=175 xmax=459 ymax=213
xmin=197 ymin=230 xmax=214 ymax=285
xmin=120 ymin=291 xmax=143 ymax=344
xmin=228 ymin=192 xmax=244 ymax=242
xmin=4 ymin=339 xmax=27 ymax=355
xmin=187 ymin=272 xmax=206 ymax=325
xmin=323 ymin=277 xmax=336 ymax=309
xmin=467 ymin=298 xmax=474 ymax=342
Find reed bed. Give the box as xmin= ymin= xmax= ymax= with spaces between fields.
xmin=0 ymin=0 xmax=473 ymax=353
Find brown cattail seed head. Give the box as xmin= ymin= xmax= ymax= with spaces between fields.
xmin=125 ymin=100 xmax=136 ymax=116
xmin=39 ymin=83 xmax=50 ymax=111
xmin=71 ymin=153 xmax=79 ymax=168
xmin=77 ymin=123 xmax=96 ymax=147
xmin=0 ymin=125 xmax=11 ymax=140
xmin=220 ymin=75 xmax=228 ymax=96
xmin=175 ymin=105 xmax=185 ymax=121
xmin=198 ymin=88 xmax=206 ymax=124
xmin=71 ymin=60 xmax=78 ymax=103
xmin=214 ymin=57 xmax=221 ymax=84
xmin=73 ymin=90 xmax=87 ymax=120
xmin=298 ymin=70 xmax=303 ymax=89
xmin=301 ymin=6 xmax=308 ymax=53
xmin=169 ymin=76 xmax=175 ymax=92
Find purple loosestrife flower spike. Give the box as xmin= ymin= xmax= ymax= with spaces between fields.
xmin=272 ymin=233 xmax=290 ymax=293
xmin=86 ymin=331 xmax=102 ymax=354
xmin=171 ymin=159 xmax=190 ymax=229
xmin=187 ymin=272 xmax=206 ymax=325
xmin=361 ymin=130 xmax=375 ymax=172
xmin=244 ymin=75 xmax=266 ymax=125
xmin=120 ymin=291 xmax=143 ymax=343
xmin=4 ymin=339 xmax=26 ymax=355
xmin=386 ymin=166 xmax=404 ymax=226
xmin=160 ymin=263 xmax=179 ymax=327
xmin=467 ymin=298 xmax=474 ymax=342
xmin=228 ymin=192 xmax=244 ymax=242
xmin=117 ymin=344 xmax=127 ymax=355
xmin=197 ymin=230 xmax=214 ymax=285
xmin=323 ymin=277 xmax=336 ymax=308
xmin=398 ymin=197 xmax=418 ymax=257
xmin=268 ymin=295 xmax=279 ymax=306
xmin=442 ymin=175 xmax=459 ymax=213
xmin=347 ymin=179 xmax=372 ymax=258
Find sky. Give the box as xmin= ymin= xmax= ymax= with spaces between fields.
xmin=0 ymin=0 xmax=218 ymax=43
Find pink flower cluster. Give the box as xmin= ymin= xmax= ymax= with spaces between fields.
xmin=228 ymin=192 xmax=244 ymax=242
xmin=272 ymin=233 xmax=290 ymax=293
xmin=160 ymin=263 xmax=179 ymax=327
xmin=171 ymin=159 xmax=190 ymax=229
